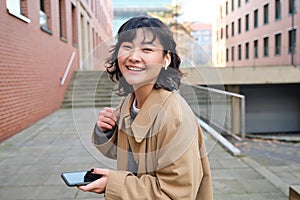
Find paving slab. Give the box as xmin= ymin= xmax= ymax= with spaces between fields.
xmin=0 ymin=108 xmax=291 ymax=200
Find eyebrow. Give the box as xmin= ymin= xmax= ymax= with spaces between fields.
xmin=141 ymin=41 xmax=159 ymax=46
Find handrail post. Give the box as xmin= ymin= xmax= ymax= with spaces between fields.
xmin=240 ymin=96 xmax=246 ymax=138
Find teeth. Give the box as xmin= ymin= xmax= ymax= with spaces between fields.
xmin=128 ymin=67 xmax=143 ymax=71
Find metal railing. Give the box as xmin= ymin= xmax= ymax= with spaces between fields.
xmin=61 ymin=52 xmax=76 ymax=85
xmin=180 ymin=84 xmax=246 ymax=138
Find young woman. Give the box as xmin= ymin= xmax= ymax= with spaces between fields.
xmin=78 ymin=16 xmax=213 ymax=199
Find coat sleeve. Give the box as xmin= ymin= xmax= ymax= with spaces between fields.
xmin=92 ymin=99 xmax=126 ymax=159
xmin=92 ymin=125 xmax=118 ymax=159
xmin=105 ymin=138 xmax=203 ymax=199
xmin=104 ymin=96 xmax=213 ymax=200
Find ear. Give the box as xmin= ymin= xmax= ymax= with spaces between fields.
xmin=164 ymin=52 xmax=171 ymax=67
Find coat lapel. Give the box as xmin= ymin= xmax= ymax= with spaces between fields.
xmin=119 ymin=89 xmax=173 ymax=143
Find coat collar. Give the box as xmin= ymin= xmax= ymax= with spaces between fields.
xmin=119 ymin=89 xmax=173 ymax=143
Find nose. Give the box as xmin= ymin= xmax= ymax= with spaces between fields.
xmin=128 ymin=49 xmax=141 ymax=63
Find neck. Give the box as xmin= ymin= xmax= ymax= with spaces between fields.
xmin=133 ymin=83 xmax=154 ymax=109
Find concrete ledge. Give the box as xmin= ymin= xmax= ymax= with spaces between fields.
xmin=182 ymin=65 xmax=300 ymax=85
xmin=289 ymin=185 xmax=300 ymax=200
xmin=243 ymin=156 xmax=289 ymax=196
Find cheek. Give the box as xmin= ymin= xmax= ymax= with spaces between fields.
xmin=117 ymin=54 xmax=126 ymax=69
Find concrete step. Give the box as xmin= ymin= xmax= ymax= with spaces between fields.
xmin=61 ymin=101 xmax=120 ymax=108
xmin=61 ymin=70 xmax=119 ymax=108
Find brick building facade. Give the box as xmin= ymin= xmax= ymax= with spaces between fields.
xmin=0 ymin=0 xmax=113 ymax=142
xmin=213 ymin=0 xmax=299 ymax=67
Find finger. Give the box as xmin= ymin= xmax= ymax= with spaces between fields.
xmin=98 ymin=115 xmax=116 ymax=125
xmin=98 ymin=116 xmax=117 ymax=129
xmin=78 ymin=174 xmax=107 ymax=193
xmin=92 ymin=168 xmax=110 ymax=176
xmin=104 ymin=107 xmax=119 ymax=121
xmin=97 ymin=121 xmax=114 ymax=131
xmin=104 ymin=107 xmax=115 ymax=113
xmin=99 ymin=110 xmax=117 ymax=122
xmin=78 ymin=182 xmax=96 ymax=192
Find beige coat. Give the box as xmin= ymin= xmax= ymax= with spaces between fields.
xmin=93 ymin=89 xmax=213 ymax=199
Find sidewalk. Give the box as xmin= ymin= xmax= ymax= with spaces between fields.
xmin=0 ymin=108 xmax=295 ymax=200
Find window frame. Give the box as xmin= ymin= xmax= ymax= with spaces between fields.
xmin=288 ymin=29 xmax=297 ymax=54
xmin=263 ymin=37 xmax=269 ymax=57
xmin=238 ymin=44 xmax=242 ymax=60
xmin=245 ymin=42 xmax=249 ymax=59
xmin=254 ymin=40 xmax=259 ymax=58
xmin=275 ymin=33 xmax=281 ymax=55
xmin=245 ymin=14 xmax=249 ymax=31
xmin=263 ymin=4 xmax=269 ymax=25
xmin=6 ymin=0 xmax=30 ymax=23
xmin=275 ymin=0 xmax=282 ymax=20
xmin=254 ymin=9 xmax=259 ymax=28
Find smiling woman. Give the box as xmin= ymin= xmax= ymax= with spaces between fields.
xmin=117 ymin=29 xmax=171 ymax=103
xmin=77 ymin=16 xmax=213 ymax=199
xmin=106 ymin=16 xmax=183 ymax=97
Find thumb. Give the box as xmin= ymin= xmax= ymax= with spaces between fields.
xmin=92 ymin=168 xmax=110 ymax=176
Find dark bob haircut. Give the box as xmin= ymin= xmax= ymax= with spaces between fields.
xmin=105 ymin=16 xmax=183 ymax=96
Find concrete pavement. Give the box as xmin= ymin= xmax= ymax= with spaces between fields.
xmin=0 ymin=108 xmax=297 ymax=199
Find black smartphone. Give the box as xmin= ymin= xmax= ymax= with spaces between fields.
xmin=61 ymin=170 xmax=102 ymax=187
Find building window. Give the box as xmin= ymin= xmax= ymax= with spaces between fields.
xmin=245 ymin=14 xmax=249 ymax=31
xmin=238 ymin=44 xmax=242 ymax=60
xmin=91 ymin=0 xmax=94 ymax=12
xmin=20 ymin=0 xmax=28 ymax=17
xmin=238 ymin=0 xmax=241 ymax=7
xmin=238 ymin=18 xmax=241 ymax=34
xmin=264 ymin=4 xmax=269 ymax=24
xmin=264 ymin=37 xmax=269 ymax=57
xmin=245 ymin=42 xmax=249 ymax=59
xmin=72 ymin=3 xmax=78 ymax=46
xmin=275 ymin=0 xmax=281 ymax=20
xmin=254 ymin=40 xmax=258 ymax=58
xmin=220 ymin=5 xmax=223 ymax=19
xmin=231 ymin=0 xmax=234 ymax=11
xmin=231 ymin=46 xmax=235 ymax=61
xmin=226 ymin=48 xmax=229 ymax=62
xmin=226 ymin=1 xmax=229 ymax=15
xmin=289 ymin=29 xmax=297 ymax=53
xmin=289 ymin=0 xmax=297 ymax=14
xmin=231 ymin=21 xmax=235 ymax=36
xmin=221 ymin=28 xmax=224 ymax=39
xmin=59 ymin=0 xmax=67 ymax=40
xmin=254 ymin=9 xmax=258 ymax=28
xmin=6 ymin=0 xmax=30 ymax=23
xmin=245 ymin=0 xmax=249 ymax=3
xmin=275 ymin=33 xmax=281 ymax=55
xmin=40 ymin=0 xmax=52 ymax=33
xmin=226 ymin=25 xmax=229 ymax=38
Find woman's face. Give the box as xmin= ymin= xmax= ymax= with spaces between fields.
xmin=117 ymin=28 xmax=170 ymax=90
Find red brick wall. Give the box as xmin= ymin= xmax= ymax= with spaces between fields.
xmin=0 ymin=1 xmax=79 ymax=142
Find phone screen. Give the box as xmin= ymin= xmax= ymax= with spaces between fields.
xmin=61 ymin=171 xmax=90 ymax=187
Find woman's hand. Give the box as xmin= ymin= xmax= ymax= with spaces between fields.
xmin=97 ymin=107 xmax=119 ymax=132
xmin=78 ymin=168 xmax=109 ymax=194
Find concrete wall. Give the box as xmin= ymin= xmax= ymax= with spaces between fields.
xmin=240 ymin=84 xmax=300 ymax=133
xmin=182 ymin=67 xmax=300 ymax=134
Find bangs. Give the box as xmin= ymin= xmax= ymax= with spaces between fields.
xmin=117 ymin=27 xmax=157 ymax=45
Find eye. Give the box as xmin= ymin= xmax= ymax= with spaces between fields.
xmin=142 ymin=48 xmax=153 ymax=52
xmin=120 ymin=43 xmax=132 ymax=50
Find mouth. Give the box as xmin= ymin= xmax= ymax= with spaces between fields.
xmin=126 ymin=65 xmax=145 ymax=72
